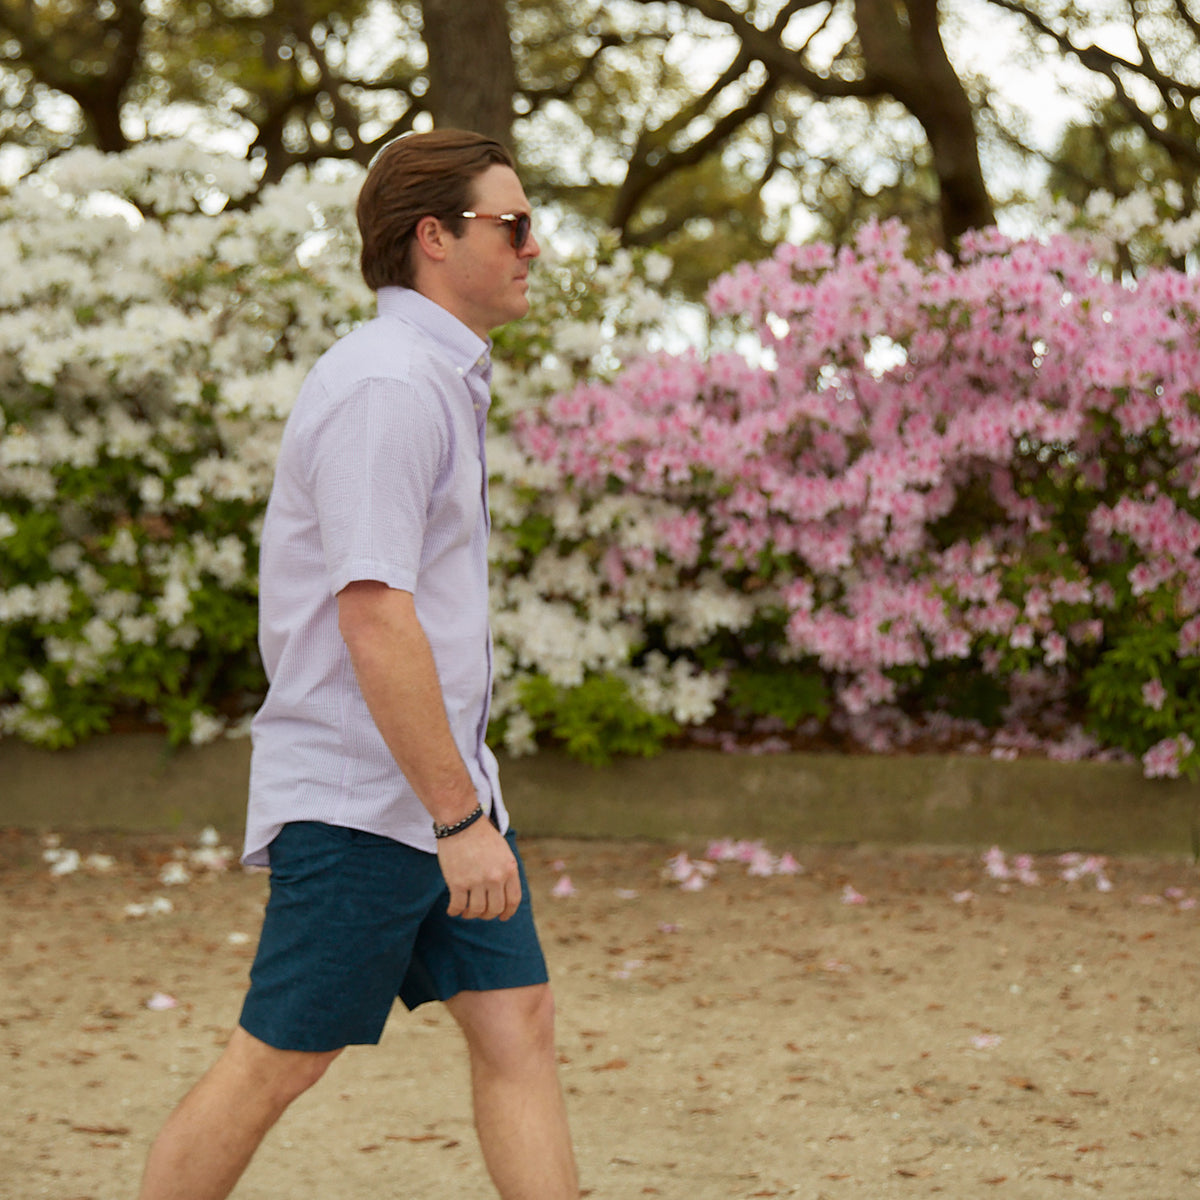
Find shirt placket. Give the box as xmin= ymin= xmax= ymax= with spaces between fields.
xmin=466 ymin=354 xmax=495 ymax=774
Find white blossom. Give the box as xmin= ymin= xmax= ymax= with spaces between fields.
xmin=189 ymin=710 xmax=227 ymax=745
xmin=108 ymin=527 xmax=139 ymax=565
xmin=18 ymin=670 xmax=50 ymax=706
xmin=157 ymin=577 xmax=193 ymax=626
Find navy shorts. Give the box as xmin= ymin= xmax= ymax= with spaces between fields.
xmin=238 ymin=821 xmax=549 ymax=1052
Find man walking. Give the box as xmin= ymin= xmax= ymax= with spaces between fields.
xmin=137 ymin=129 xmax=579 ymax=1200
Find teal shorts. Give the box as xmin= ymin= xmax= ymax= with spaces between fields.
xmin=238 ymin=821 xmax=549 ymax=1052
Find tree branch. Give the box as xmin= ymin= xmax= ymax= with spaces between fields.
xmin=987 ymin=0 xmax=1200 ymax=99
xmin=520 ymin=31 xmax=631 ymax=112
xmin=612 ymin=62 xmax=777 ymax=233
xmin=624 ymin=0 xmax=879 ymax=97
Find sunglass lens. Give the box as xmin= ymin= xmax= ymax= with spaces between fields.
xmin=512 ymin=214 xmax=531 ymax=250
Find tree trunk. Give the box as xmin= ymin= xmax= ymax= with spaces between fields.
xmin=856 ymin=0 xmax=994 ymax=245
xmin=421 ymin=0 xmax=516 ymax=150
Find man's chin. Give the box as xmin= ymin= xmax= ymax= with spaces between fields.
xmin=491 ymin=298 xmax=530 ymax=330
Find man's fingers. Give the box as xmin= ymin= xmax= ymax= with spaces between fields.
xmin=437 ymin=825 xmax=523 ymax=920
xmin=499 ymin=874 xmax=523 ymax=922
xmin=446 ymin=883 xmax=469 ymax=918
xmin=448 ymin=873 xmax=522 ymax=921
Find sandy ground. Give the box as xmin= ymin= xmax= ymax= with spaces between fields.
xmin=3 ymin=825 xmax=1200 ymax=1200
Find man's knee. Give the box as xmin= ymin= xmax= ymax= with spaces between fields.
xmin=451 ymin=983 xmax=558 ymax=1069
xmin=224 ymin=1026 xmax=344 ymax=1108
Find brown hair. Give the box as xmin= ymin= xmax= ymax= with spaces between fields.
xmin=356 ymin=129 xmax=517 ymax=290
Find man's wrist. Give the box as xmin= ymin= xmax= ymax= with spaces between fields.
xmin=433 ymin=803 xmax=485 ymax=840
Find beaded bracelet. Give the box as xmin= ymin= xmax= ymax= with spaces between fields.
xmin=433 ymin=803 xmax=485 ymax=840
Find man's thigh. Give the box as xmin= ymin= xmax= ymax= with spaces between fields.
xmin=239 ymin=822 xmax=549 ymax=1050
xmin=239 ymin=821 xmax=446 ymax=1051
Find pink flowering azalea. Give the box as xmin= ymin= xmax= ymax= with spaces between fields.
xmin=503 ymin=218 xmax=1200 ymax=775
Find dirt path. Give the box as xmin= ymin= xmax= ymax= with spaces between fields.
xmin=3 ymin=828 xmax=1199 ymax=1199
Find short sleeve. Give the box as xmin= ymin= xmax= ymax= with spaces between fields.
xmin=303 ymin=376 xmax=447 ymax=596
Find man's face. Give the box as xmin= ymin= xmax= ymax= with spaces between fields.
xmin=437 ymin=163 xmax=540 ymax=338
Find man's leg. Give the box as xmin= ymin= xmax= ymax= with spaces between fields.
xmin=446 ymin=983 xmax=578 ymax=1200
xmin=137 ymin=1026 xmax=343 ymax=1200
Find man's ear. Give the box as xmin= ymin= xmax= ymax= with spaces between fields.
xmin=413 ymin=215 xmax=450 ymax=263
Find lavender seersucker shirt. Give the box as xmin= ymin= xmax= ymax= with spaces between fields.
xmin=242 ymin=287 xmax=508 ymax=866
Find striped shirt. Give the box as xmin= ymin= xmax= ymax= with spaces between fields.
xmin=243 ymin=287 xmax=507 ymax=865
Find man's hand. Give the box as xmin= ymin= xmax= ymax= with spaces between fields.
xmin=437 ymin=818 xmax=522 ymax=921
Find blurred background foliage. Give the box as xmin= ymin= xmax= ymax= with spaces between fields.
xmin=2 ymin=0 xmax=1199 ymax=295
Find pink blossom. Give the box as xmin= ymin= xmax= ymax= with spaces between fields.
xmin=664 ymin=852 xmax=716 ymax=890
xmin=747 ymin=848 xmax=777 ymax=877
xmin=1143 ymin=734 xmax=1196 ymax=778
xmin=1010 ymin=623 xmax=1036 ymax=650
xmin=1042 ymin=632 xmax=1068 ymax=665
xmin=705 ymin=838 xmax=740 ymax=862
xmin=983 ymin=846 xmax=1010 ymax=879
xmin=1179 ymin=616 xmax=1200 ymax=654
xmin=1012 ymin=854 xmax=1040 ymax=886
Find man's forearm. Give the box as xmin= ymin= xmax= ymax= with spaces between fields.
xmin=337 ymin=580 xmax=479 ymax=826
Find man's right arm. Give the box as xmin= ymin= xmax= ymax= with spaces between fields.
xmin=336 ymin=579 xmax=521 ymax=921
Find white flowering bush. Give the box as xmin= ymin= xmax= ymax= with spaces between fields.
xmin=0 ymin=142 xmax=674 ymax=752
xmin=3 ymin=141 xmax=1199 ymax=779
xmin=0 ymin=143 xmax=371 ymax=745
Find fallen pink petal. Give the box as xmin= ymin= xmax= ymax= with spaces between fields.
xmin=746 ymin=849 xmax=777 ymax=877
xmin=705 ymin=838 xmax=739 ymax=862
xmin=551 ymin=874 xmax=577 ymax=898
xmin=983 ymin=846 xmax=1010 ymax=879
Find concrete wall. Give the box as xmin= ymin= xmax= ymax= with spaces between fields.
xmin=2 ymin=733 xmax=1198 ymax=856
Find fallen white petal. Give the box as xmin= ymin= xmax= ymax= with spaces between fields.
xmin=48 ymin=849 xmax=81 ymax=876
